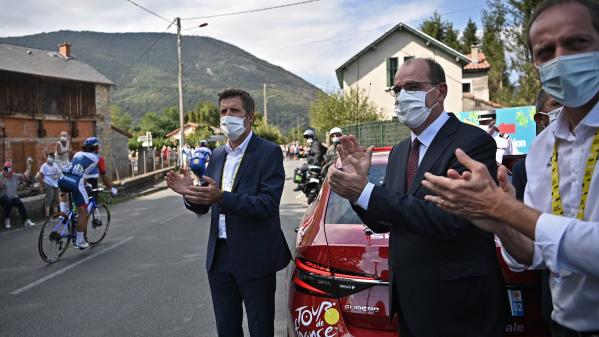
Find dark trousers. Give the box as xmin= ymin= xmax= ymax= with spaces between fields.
xmin=1 ymin=195 xmax=28 ymax=220
xmin=207 ymin=239 xmax=276 ymax=337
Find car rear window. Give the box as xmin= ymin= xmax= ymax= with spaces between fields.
xmin=324 ymin=163 xmax=386 ymax=224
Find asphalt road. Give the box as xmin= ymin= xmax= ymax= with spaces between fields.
xmin=0 ymin=159 xmax=306 ymax=337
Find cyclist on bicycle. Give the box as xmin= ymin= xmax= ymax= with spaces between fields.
xmin=58 ymin=137 xmax=116 ymax=249
xmin=189 ymin=140 xmax=211 ymax=184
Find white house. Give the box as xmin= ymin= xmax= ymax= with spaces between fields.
xmin=335 ymin=22 xmax=494 ymax=119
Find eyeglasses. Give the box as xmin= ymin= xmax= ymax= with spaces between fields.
xmin=387 ymin=81 xmax=439 ymax=97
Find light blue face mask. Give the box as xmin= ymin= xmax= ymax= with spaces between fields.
xmin=538 ymin=51 xmax=599 ymax=108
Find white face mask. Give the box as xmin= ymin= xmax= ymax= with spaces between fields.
xmin=394 ymin=86 xmax=438 ymax=129
xmin=331 ymin=136 xmax=340 ymax=144
xmin=60 ymin=136 xmax=67 ymax=142
xmin=47 ymin=157 xmax=54 ymax=164
xmin=306 ymin=138 xmax=314 ymax=145
xmin=220 ymin=116 xmax=246 ymax=141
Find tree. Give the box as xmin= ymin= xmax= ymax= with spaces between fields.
xmin=309 ymin=88 xmax=381 ymax=135
xmin=505 ymin=0 xmax=544 ymax=106
xmin=110 ymin=104 xmax=133 ymax=131
xmin=186 ymin=101 xmax=220 ymax=127
xmin=443 ymin=22 xmax=462 ymax=51
xmin=481 ymin=0 xmax=513 ymax=104
xmin=460 ymin=18 xmax=480 ymax=55
xmin=420 ymin=12 xmax=445 ymax=41
xmin=253 ymin=121 xmax=283 ymax=144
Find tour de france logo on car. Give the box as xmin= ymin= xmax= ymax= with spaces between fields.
xmin=294 ymin=301 xmax=340 ymax=337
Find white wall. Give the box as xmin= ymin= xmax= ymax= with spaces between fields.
xmin=340 ymin=31 xmax=464 ymax=119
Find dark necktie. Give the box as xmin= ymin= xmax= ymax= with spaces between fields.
xmin=406 ymin=138 xmax=421 ymax=191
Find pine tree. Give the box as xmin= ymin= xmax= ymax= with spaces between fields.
xmin=505 ymin=0 xmax=544 ymax=106
xmin=460 ymin=18 xmax=480 ymax=55
xmin=443 ymin=22 xmax=462 ymax=51
xmin=481 ymin=0 xmax=512 ymax=103
xmin=420 ymin=11 xmax=445 ymax=41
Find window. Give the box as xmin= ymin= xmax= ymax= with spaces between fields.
xmin=404 ymin=56 xmax=414 ymax=62
xmin=324 ymin=163 xmax=387 ymax=224
xmin=386 ymin=57 xmax=398 ymax=87
xmin=462 ymin=82 xmax=472 ymax=93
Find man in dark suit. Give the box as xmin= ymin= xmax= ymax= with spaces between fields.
xmin=166 ymin=88 xmax=291 ymax=337
xmin=328 ymin=58 xmax=507 ymax=337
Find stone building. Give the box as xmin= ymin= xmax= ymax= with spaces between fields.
xmin=0 ymin=42 xmax=114 ymax=175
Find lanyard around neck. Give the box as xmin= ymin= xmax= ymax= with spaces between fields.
xmin=221 ymin=151 xmax=244 ymax=192
xmin=551 ymin=129 xmax=599 ymax=220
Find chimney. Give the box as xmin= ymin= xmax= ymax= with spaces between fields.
xmin=470 ymin=44 xmax=479 ymax=64
xmin=58 ymin=42 xmax=71 ymax=58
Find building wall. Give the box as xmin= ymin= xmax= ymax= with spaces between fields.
xmin=463 ymin=72 xmax=489 ymax=102
xmin=0 ymin=116 xmax=94 ymax=174
xmin=110 ymin=130 xmax=130 ymax=181
xmin=95 ymin=84 xmax=113 ymax=178
xmin=341 ymin=32 xmax=465 ymax=119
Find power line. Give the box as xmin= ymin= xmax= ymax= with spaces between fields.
xmin=182 ymin=0 xmax=320 ymax=20
xmin=132 ymin=27 xmax=173 ymax=64
xmin=126 ymin=0 xmax=173 ymax=24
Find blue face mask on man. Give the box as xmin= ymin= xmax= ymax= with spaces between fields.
xmin=538 ymin=51 xmax=599 ymax=108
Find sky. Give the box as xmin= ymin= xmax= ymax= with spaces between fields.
xmin=0 ymin=0 xmax=489 ymax=90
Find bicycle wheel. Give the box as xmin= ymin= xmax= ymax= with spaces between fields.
xmin=38 ymin=212 xmax=71 ymax=263
xmin=85 ymin=204 xmax=110 ymax=245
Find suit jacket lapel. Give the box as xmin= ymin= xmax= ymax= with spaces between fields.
xmin=212 ymin=147 xmax=226 ymax=189
xmin=408 ymin=115 xmax=459 ymax=195
xmin=231 ymin=134 xmax=256 ymax=191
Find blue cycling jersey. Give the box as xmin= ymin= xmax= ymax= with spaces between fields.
xmin=62 ymin=152 xmax=99 ymax=179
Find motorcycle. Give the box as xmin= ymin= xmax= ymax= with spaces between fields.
xmin=293 ymin=165 xmax=322 ymax=204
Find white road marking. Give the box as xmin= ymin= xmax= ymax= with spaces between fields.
xmin=10 ymin=236 xmax=134 ymax=295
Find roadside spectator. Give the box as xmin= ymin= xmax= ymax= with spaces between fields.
xmin=422 ymin=1 xmax=599 ymax=334
xmin=38 ymin=153 xmax=62 ymax=217
xmin=1 ymin=160 xmax=36 ymax=229
xmin=161 ymin=145 xmax=168 ymax=163
xmin=55 ymin=131 xmax=72 ymax=170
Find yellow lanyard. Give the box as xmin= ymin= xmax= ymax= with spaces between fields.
xmin=221 ymin=152 xmax=244 ymax=192
xmin=551 ymin=129 xmax=599 ymax=220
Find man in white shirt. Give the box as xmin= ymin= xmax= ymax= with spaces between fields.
xmin=421 ymin=1 xmax=599 ymax=335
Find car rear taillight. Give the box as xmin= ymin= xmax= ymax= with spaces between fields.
xmin=292 ymin=258 xmax=382 ymax=298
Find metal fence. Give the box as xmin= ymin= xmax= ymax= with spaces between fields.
xmin=344 ymin=120 xmax=411 ymax=147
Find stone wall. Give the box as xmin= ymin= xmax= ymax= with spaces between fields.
xmin=95 ymin=84 xmax=112 ymax=176
xmin=110 ymin=129 xmax=131 ymax=181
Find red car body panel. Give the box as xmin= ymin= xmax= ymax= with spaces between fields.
xmin=287 ymin=148 xmax=550 ymax=337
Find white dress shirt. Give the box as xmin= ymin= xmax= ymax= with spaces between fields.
xmin=357 ymin=112 xmax=450 ymax=210
xmin=218 ymin=132 xmax=253 ymax=239
xmin=500 ymin=102 xmax=599 ymax=331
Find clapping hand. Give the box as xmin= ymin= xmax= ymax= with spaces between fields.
xmin=327 ymin=135 xmax=373 ymax=202
xmin=165 ymin=168 xmax=193 ymax=195
xmin=183 ymin=176 xmax=223 ymax=205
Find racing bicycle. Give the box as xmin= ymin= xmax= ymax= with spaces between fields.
xmin=38 ymin=188 xmax=111 ymax=263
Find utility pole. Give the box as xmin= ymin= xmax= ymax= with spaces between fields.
xmin=176 ymin=17 xmax=185 ymax=166
xmin=263 ymin=83 xmax=268 ymax=125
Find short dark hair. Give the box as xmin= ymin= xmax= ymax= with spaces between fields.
xmin=217 ymin=88 xmax=255 ymax=114
xmin=405 ymin=58 xmax=446 ymax=84
xmin=526 ymin=0 xmax=599 ymax=55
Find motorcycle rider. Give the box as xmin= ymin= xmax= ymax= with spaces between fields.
xmin=321 ymin=127 xmax=342 ymax=177
xmin=293 ymin=129 xmax=325 ymax=192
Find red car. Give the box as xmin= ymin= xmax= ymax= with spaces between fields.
xmin=286 ymin=147 xmax=550 ymax=337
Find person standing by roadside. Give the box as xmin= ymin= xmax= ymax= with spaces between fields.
xmin=422 ymin=1 xmax=599 ymax=335
xmin=328 ymin=58 xmax=506 ymax=337
xmin=1 ymin=160 xmax=35 ymax=229
xmin=166 ymin=88 xmax=290 ymax=337
xmin=55 ymin=131 xmax=72 ymax=170
xmin=38 ymin=153 xmax=62 ymax=217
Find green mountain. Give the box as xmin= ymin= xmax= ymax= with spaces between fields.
xmin=0 ymin=30 xmax=320 ymax=131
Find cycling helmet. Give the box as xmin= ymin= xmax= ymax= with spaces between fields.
xmin=303 ymin=129 xmax=315 ymax=139
xmin=83 ymin=136 xmax=101 ymax=147
xmin=329 ymin=127 xmax=342 ymax=135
